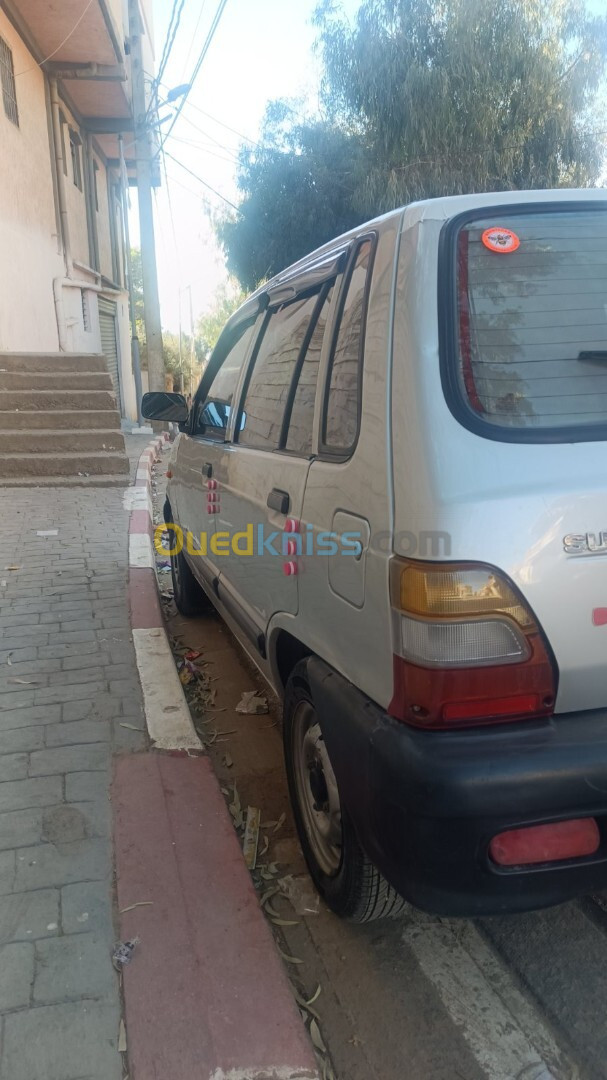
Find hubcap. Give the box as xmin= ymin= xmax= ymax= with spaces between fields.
xmin=292 ymin=701 xmax=342 ymax=877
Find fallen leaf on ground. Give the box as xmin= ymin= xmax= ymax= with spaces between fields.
xmin=4 ymin=566 xmax=20 ymax=571
xmin=309 ymin=1019 xmax=327 ymax=1054
xmin=278 ymin=946 xmax=304 ymax=965
xmin=119 ymin=902 xmax=154 ymax=914
xmin=118 ymin=1019 xmax=127 ymax=1053
xmin=120 ymin=723 xmax=144 ymax=732
xmin=223 ymin=753 xmax=233 ymax=768
xmin=273 ymin=812 xmax=286 ymax=833
xmin=243 ymin=806 xmax=261 ymax=870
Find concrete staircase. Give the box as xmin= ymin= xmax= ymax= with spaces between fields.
xmin=0 ymin=354 xmax=130 ymax=487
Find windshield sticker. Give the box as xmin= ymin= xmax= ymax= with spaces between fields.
xmin=481 ymin=226 xmax=520 ymax=253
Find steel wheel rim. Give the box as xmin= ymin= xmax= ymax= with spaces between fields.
xmin=292 ymin=700 xmax=342 ymax=877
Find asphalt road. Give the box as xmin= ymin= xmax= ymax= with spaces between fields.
xmin=154 ymin=462 xmax=607 ymax=1080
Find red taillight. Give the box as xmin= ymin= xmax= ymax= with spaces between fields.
xmin=489 ymin=819 xmax=600 ymax=867
xmin=389 ymin=559 xmax=557 ymax=729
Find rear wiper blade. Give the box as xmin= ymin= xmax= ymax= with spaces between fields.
xmin=578 ymin=350 xmax=607 ymax=362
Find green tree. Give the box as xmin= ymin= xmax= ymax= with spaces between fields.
xmin=218 ymin=108 xmax=366 ymax=290
xmin=195 ymin=280 xmax=248 ymax=356
xmin=130 ymin=247 xmax=146 ymax=351
xmin=218 ymin=0 xmax=607 ymax=288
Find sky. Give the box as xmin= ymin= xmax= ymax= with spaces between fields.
xmin=129 ymin=0 xmax=358 ymax=334
xmin=133 ymin=0 xmax=606 ymax=336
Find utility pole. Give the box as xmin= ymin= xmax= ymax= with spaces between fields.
xmin=128 ymin=0 xmax=165 ymax=395
xmin=118 ymin=135 xmax=143 ymax=425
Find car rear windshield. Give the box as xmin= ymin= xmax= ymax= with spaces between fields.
xmin=453 ymin=207 xmax=607 ymax=438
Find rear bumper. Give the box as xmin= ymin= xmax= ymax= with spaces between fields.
xmin=307 ymin=656 xmax=607 ymax=916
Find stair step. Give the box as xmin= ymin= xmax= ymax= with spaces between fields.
xmin=0 ymin=390 xmax=117 ymax=411
xmin=0 ymin=371 xmax=114 ymax=391
xmin=0 ymin=473 xmax=128 ymax=488
xmin=0 ymin=409 xmax=121 ymax=430
xmin=0 ymin=353 xmax=108 ymax=373
xmin=0 ymin=429 xmax=126 ymax=453
xmin=0 ymin=451 xmax=130 ymax=479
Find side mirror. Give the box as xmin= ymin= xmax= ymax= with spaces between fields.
xmin=141 ymin=392 xmax=189 ymax=423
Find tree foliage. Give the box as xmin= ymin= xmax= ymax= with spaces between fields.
xmin=195 ymin=280 xmax=248 ymax=357
xmin=218 ymin=0 xmax=607 ymax=288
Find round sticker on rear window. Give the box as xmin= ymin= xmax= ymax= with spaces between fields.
xmin=481 ymin=226 xmax=520 ymax=253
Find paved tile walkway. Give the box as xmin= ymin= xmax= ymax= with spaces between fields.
xmin=0 ymin=486 xmax=147 ymax=1080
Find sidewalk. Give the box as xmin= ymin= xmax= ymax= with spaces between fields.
xmin=0 ymin=483 xmax=144 ymax=1080
xmin=0 ymin=435 xmax=318 ymax=1080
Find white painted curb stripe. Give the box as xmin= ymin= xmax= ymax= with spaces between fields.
xmin=209 ymin=1068 xmax=319 ymax=1079
xmin=129 ymin=532 xmax=155 ymax=569
xmin=402 ymin=913 xmax=573 ymax=1080
xmin=132 ymin=627 xmax=202 ymax=752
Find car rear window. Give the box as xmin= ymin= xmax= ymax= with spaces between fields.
xmin=453 ymin=208 xmax=607 ymax=437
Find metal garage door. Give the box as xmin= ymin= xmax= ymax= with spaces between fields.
xmin=98 ymin=297 xmax=120 ymax=402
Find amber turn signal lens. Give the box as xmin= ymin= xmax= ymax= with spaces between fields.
xmin=391 ymin=560 xmax=534 ymax=629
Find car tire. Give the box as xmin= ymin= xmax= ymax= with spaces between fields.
xmin=164 ymin=500 xmax=210 ymax=617
xmin=283 ymin=658 xmax=406 ymax=923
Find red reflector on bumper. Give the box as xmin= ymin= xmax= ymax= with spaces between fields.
xmin=490 ymin=818 xmax=600 ymax=867
xmin=442 ymin=693 xmax=540 ymax=722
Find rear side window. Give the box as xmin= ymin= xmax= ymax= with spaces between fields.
xmin=451 ymin=207 xmax=607 ymax=439
xmin=285 ymin=285 xmax=333 ymax=455
xmin=238 ymin=293 xmax=319 ymax=450
xmin=323 ymin=238 xmax=374 ymax=455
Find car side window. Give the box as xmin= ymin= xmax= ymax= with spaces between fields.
xmin=285 ymin=285 xmax=333 ymax=455
xmin=193 ymin=321 xmax=255 ymax=441
xmin=323 ymin=238 xmax=374 ymax=454
xmin=238 ymin=292 xmax=319 ymax=450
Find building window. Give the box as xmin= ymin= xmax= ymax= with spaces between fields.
xmin=69 ymin=130 xmax=83 ymax=190
xmin=0 ymin=37 xmax=19 ymax=127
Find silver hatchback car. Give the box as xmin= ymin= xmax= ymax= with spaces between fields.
xmin=144 ymin=188 xmax=607 ymax=920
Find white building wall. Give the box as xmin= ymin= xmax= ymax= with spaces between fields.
xmin=0 ymin=11 xmax=63 ymax=352
xmin=0 ymin=7 xmax=140 ymax=421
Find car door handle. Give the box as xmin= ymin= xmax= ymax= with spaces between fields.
xmin=267 ymin=488 xmax=290 ymax=514
xmin=202 ymin=462 xmax=213 ymax=477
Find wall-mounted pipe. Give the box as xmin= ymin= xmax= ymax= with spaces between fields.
xmin=49 ymin=78 xmax=72 ymax=278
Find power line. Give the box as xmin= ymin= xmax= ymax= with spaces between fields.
xmin=181 ymin=98 xmax=259 ymax=147
xmin=180 ymin=0 xmax=208 ymax=81
xmin=177 ymin=111 xmax=241 ymax=159
xmin=164 ymin=150 xmax=242 ymax=213
xmin=15 ymin=0 xmax=95 ymax=76
xmin=147 ymin=0 xmax=186 ymax=119
xmin=157 ymin=0 xmax=230 ymax=157
xmin=168 ymin=132 xmax=240 ymax=165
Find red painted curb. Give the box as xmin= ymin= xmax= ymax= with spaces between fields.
xmin=121 ymin=433 xmax=319 ymax=1079
xmin=114 ymin=755 xmax=319 ymax=1080
xmin=129 ymin=508 xmax=153 ymax=536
